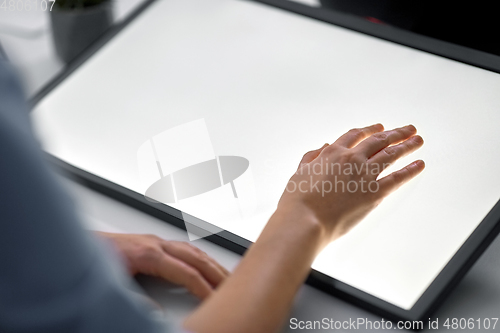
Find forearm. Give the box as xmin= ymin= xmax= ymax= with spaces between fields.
xmin=184 ymin=207 xmax=327 ymax=333
xmin=184 ymin=124 xmax=424 ymax=333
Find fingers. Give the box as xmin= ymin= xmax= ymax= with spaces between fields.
xmin=354 ymin=124 xmax=417 ymax=158
xmin=208 ymin=255 xmax=230 ymax=277
xmin=377 ymin=159 xmax=425 ymax=195
xmin=162 ymin=241 xmax=229 ymax=288
xmin=369 ymin=135 xmax=424 ymax=172
xmin=298 ymin=143 xmax=329 ymax=170
xmin=334 ymin=123 xmax=384 ymax=148
xmin=155 ymin=254 xmax=214 ymax=300
xmin=105 ymin=233 xmax=230 ymax=300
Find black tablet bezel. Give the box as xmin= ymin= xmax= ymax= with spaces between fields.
xmin=30 ymin=0 xmax=500 ymax=326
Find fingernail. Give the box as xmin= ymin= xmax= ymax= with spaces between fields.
xmin=414 ymin=160 xmax=425 ymax=167
xmin=413 ymin=135 xmax=424 ymax=144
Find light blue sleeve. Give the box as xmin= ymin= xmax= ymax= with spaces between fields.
xmin=0 ymin=59 xmax=186 ymax=333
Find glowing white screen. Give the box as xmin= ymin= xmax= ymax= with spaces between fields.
xmin=31 ymin=0 xmax=500 ymax=309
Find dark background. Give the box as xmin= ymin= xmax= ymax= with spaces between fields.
xmin=320 ymin=0 xmax=500 ymax=56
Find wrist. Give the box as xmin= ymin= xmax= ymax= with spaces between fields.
xmin=269 ymin=203 xmax=330 ymax=255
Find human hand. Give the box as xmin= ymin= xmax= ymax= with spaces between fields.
xmin=278 ymin=123 xmax=425 ymax=246
xmin=97 ymin=232 xmax=229 ymax=299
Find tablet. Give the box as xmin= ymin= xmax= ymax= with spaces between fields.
xmin=30 ymin=0 xmax=500 ymax=323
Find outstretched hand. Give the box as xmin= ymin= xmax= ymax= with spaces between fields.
xmin=279 ymin=123 xmax=425 ymax=244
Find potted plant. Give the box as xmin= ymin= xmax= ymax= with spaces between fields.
xmin=50 ymin=0 xmax=113 ymax=63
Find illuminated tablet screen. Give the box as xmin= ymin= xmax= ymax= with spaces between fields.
xmin=31 ymin=0 xmax=500 ymax=311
